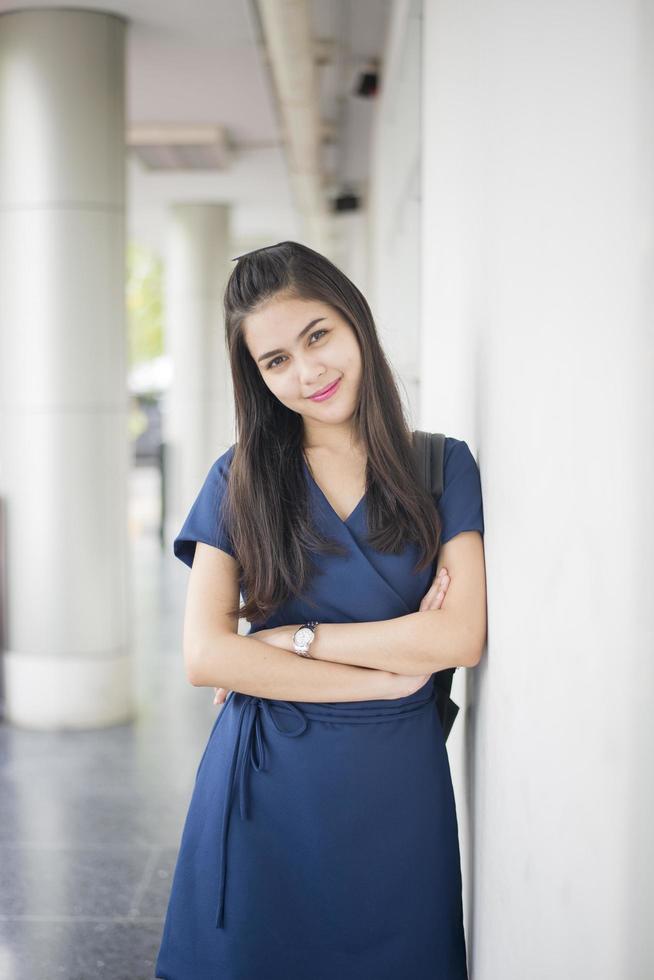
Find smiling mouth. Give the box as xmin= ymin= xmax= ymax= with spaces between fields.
xmin=308 ymin=377 xmax=341 ymax=401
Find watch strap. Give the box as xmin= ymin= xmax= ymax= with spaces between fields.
xmin=293 ymin=621 xmax=319 ymax=657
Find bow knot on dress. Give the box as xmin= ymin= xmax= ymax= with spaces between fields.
xmin=216 ymin=695 xmax=309 ymax=927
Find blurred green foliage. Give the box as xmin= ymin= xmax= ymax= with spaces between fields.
xmin=126 ymin=241 xmax=163 ymax=366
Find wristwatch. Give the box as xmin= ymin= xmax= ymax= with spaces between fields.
xmin=292 ymin=621 xmax=319 ymax=658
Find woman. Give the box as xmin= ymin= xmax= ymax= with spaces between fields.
xmin=155 ymin=241 xmax=487 ymax=980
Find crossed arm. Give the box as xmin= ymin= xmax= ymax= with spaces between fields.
xmin=188 ymin=529 xmax=487 ymax=700
xmin=298 ymin=530 xmax=486 ymax=675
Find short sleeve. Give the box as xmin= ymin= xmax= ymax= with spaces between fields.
xmin=437 ymin=437 xmax=485 ymax=545
xmin=173 ymin=444 xmax=237 ymax=567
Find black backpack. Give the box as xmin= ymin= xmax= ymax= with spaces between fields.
xmin=412 ymin=430 xmax=460 ymax=742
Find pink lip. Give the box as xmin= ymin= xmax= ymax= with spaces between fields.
xmin=308 ymin=377 xmax=341 ymax=401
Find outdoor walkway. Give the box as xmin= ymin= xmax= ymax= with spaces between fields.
xmin=0 ymin=464 xmax=217 ymax=980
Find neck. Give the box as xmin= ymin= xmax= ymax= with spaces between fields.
xmin=302 ymin=419 xmax=363 ymax=454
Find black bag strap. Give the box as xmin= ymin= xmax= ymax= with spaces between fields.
xmin=411 ymin=430 xmax=459 ymax=741
xmin=412 ymin=429 xmax=446 ymax=501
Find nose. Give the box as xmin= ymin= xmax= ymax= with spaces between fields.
xmin=298 ymin=359 xmax=327 ymax=391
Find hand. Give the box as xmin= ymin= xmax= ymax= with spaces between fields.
xmin=381 ymin=566 xmax=451 ymax=701
xmin=418 ymin=565 xmax=450 ymax=611
xmin=383 ymin=670 xmax=434 ymax=700
xmin=213 ymin=624 xmax=298 ymax=706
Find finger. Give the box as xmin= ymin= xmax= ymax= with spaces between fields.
xmin=420 ymin=569 xmax=452 ymax=610
xmin=423 ymin=583 xmax=449 ymax=611
xmin=418 ymin=596 xmax=442 ymax=612
xmin=421 ymin=580 xmax=448 ymax=609
xmin=419 ymin=592 xmax=436 ymax=611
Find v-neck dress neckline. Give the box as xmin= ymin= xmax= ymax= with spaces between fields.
xmin=302 ymin=456 xmax=366 ymax=526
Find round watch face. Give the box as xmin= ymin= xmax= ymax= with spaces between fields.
xmin=295 ymin=627 xmax=314 ymax=647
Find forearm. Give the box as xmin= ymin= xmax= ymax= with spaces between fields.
xmin=190 ymin=632 xmax=391 ymax=702
xmin=310 ymin=608 xmax=474 ymax=674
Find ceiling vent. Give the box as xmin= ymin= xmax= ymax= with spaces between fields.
xmin=126 ymin=124 xmax=232 ymax=171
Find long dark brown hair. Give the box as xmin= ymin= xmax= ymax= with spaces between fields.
xmin=221 ymin=240 xmax=442 ymax=623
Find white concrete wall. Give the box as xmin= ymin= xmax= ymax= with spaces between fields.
xmin=332 ymin=211 xmax=371 ymax=309
xmin=419 ymin=1 xmax=654 ymax=977
xmin=369 ymin=0 xmax=424 ymax=424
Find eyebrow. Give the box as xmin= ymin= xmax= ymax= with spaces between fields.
xmin=257 ymin=317 xmax=326 ymax=362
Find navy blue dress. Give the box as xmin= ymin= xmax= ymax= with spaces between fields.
xmin=155 ymin=436 xmax=484 ymax=980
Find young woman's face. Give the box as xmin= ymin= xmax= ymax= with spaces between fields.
xmin=243 ymin=293 xmax=362 ymax=425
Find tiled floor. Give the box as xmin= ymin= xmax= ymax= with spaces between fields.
xmin=0 ymin=466 xmax=223 ymax=979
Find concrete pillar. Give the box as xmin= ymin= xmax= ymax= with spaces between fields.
xmin=0 ymin=10 xmax=131 ymax=729
xmin=163 ymin=204 xmax=234 ymax=541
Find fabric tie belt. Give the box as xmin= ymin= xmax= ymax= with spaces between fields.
xmin=214 ymin=685 xmax=438 ymax=928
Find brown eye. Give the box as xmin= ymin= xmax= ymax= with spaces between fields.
xmin=266 ymin=329 xmax=328 ymax=370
